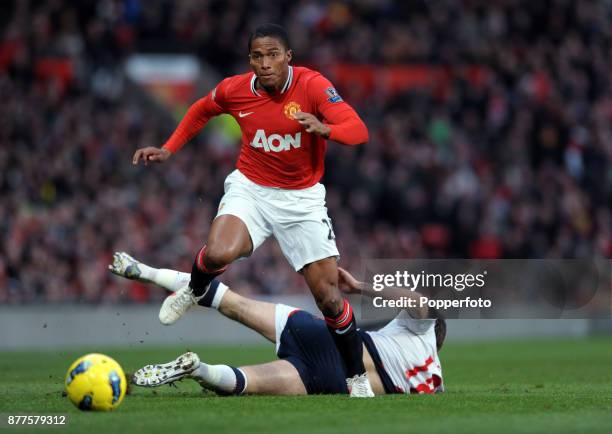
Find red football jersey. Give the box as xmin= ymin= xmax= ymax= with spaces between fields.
xmin=162 ymin=66 xmax=368 ymax=189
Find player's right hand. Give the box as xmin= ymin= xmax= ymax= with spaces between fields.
xmin=132 ymin=147 xmax=172 ymax=165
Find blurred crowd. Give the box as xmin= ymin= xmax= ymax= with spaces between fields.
xmin=1 ymin=0 xmax=611 ymax=303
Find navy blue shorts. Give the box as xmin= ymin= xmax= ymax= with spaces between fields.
xmin=277 ymin=310 xmax=349 ymax=395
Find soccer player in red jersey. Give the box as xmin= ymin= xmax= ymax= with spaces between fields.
xmin=132 ymin=24 xmax=373 ymax=396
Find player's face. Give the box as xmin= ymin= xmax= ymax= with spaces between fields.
xmin=249 ymin=37 xmax=292 ymax=91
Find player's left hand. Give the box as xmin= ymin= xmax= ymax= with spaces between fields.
xmin=294 ymin=111 xmax=331 ymax=138
xmin=338 ymin=267 xmax=365 ymax=294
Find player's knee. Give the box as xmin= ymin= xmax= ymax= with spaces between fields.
xmin=305 ymin=262 xmax=342 ymax=315
xmin=314 ymin=288 xmax=343 ymax=317
xmin=318 ymin=300 xmax=342 ymax=318
xmin=204 ymin=244 xmax=239 ymax=268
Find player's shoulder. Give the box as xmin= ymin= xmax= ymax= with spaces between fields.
xmin=211 ymin=71 xmax=256 ymax=103
xmin=217 ymin=71 xmax=252 ymax=93
xmin=293 ymin=66 xmax=328 ymax=84
xmin=293 ymin=65 xmax=320 ymax=78
xmin=223 ymin=71 xmax=253 ymax=85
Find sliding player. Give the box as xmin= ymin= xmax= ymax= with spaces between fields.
xmin=110 ymin=252 xmax=445 ymax=396
xmin=131 ymin=24 xmax=371 ymax=395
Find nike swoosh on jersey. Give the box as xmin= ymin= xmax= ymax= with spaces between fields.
xmin=238 ymin=111 xmax=254 ymax=118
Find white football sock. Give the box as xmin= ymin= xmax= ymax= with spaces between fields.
xmin=150 ymin=268 xmax=191 ymax=292
xmin=191 ymin=362 xmax=247 ymax=395
xmin=136 ymin=263 xmax=190 ymax=293
xmin=131 ymin=261 xmax=157 ymax=282
xmin=210 ymin=281 xmax=229 ymax=309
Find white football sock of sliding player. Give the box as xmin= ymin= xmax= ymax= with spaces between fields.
xmin=192 ymin=363 xmax=247 ymax=395
xmin=146 ymin=268 xmax=191 ymax=292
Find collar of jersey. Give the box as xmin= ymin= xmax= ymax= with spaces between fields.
xmin=251 ymin=66 xmax=293 ymax=96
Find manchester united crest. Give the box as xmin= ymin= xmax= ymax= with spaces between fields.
xmin=283 ymin=101 xmax=301 ymax=120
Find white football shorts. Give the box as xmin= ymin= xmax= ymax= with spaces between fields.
xmin=215 ymin=169 xmax=340 ymax=271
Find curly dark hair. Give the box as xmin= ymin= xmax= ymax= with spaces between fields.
xmin=248 ymin=23 xmax=291 ymax=52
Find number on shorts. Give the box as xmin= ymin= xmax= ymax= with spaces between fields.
xmin=322 ymin=218 xmax=336 ymax=240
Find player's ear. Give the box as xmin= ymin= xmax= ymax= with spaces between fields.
xmin=286 ymin=49 xmax=293 ymax=63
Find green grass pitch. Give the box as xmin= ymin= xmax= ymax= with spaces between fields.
xmin=1 ymin=338 xmax=611 ymax=434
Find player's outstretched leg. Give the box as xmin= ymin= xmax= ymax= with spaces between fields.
xmin=302 ymin=258 xmax=374 ymax=397
xmin=159 ymin=215 xmax=253 ymax=325
xmin=109 ymin=253 xmax=279 ymax=342
xmin=133 ymin=352 xmax=306 ymax=395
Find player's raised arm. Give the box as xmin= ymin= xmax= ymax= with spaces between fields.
xmin=299 ymin=74 xmax=369 ymax=146
xmin=132 ymin=80 xmax=229 ymax=165
xmin=338 ymin=267 xmax=429 ymax=319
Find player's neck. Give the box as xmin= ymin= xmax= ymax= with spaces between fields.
xmin=256 ymin=68 xmax=290 ymax=94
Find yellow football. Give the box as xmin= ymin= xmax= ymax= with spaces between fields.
xmin=64 ymin=353 xmax=127 ymax=411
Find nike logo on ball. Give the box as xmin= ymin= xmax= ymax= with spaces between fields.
xmin=239 ymin=111 xmax=254 ymax=118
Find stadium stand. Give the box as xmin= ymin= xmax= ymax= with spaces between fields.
xmin=1 ymin=0 xmax=611 ymax=303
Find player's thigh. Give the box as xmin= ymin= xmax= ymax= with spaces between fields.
xmin=240 ymin=360 xmax=307 ymax=395
xmin=207 ymin=214 xmax=253 ymax=260
xmin=220 ymin=291 xmax=279 ymax=343
xmin=213 ymin=171 xmax=273 ymax=257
